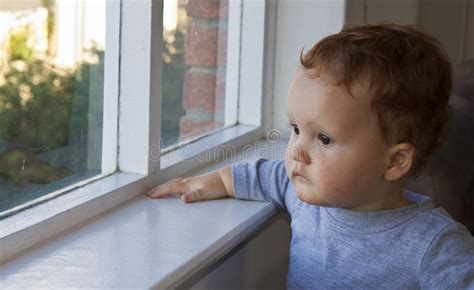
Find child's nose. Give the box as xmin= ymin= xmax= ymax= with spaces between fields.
xmin=290 ymin=144 xmax=311 ymax=164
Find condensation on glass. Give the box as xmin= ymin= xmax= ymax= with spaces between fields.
xmin=0 ymin=0 xmax=105 ymax=217
xmin=161 ymin=0 xmax=229 ymax=149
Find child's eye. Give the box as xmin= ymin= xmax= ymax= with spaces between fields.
xmin=318 ymin=133 xmax=332 ymax=145
xmin=290 ymin=124 xmax=300 ymax=135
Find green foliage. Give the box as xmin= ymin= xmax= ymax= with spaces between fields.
xmin=0 ymin=48 xmax=104 ymax=154
xmin=69 ymin=47 xmax=105 ymax=147
xmin=162 ymin=28 xmax=188 ymax=147
xmin=1 ymin=24 xmax=182 ymax=154
xmin=8 ymin=27 xmax=33 ymax=61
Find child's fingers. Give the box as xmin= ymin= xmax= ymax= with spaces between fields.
xmin=147 ymin=178 xmax=188 ymax=198
xmin=181 ymin=190 xmax=201 ymax=203
xmin=147 ymin=182 xmax=184 ymax=198
xmin=181 ymin=188 xmax=226 ymax=203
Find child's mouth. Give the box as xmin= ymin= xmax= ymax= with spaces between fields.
xmin=292 ymin=169 xmax=308 ymax=182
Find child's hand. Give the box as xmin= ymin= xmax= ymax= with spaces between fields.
xmin=147 ymin=167 xmax=234 ymax=203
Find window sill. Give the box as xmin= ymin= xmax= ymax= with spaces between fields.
xmin=0 ymin=125 xmax=263 ymax=263
xmin=0 ymin=197 xmax=278 ymax=288
xmin=0 ymin=172 xmax=146 ymax=263
xmin=0 ymin=138 xmax=287 ymax=288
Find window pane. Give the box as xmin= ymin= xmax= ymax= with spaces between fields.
xmin=0 ymin=0 xmax=105 ymax=216
xmin=161 ymin=0 xmax=231 ymax=149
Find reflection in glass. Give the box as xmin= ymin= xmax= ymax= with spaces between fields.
xmin=161 ymin=0 xmax=229 ymax=149
xmin=0 ymin=0 xmax=105 ymax=216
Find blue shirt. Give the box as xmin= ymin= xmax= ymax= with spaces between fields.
xmin=232 ymin=159 xmax=474 ymax=289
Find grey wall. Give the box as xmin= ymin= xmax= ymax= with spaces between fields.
xmin=357 ymin=0 xmax=474 ymax=64
xmin=185 ymin=214 xmax=291 ymax=290
xmin=466 ymin=1 xmax=474 ymax=60
xmin=273 ymin=0 xmax=347 ymax=138
xmin=418 ymin=0 xmax=474 ymax=63
xmin=272 ymin=0 xmax=474 ymax=136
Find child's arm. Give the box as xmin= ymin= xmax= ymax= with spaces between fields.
xmin=148 ymin=159 xmax=294 ymax=213
xmin=147 ymin=167 xmax=234 ymax=203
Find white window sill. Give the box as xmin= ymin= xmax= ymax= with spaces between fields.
xmin=0 ymin=134 xmax=288 ymax=288
xmin=0 ymin=196 xmax=277 ymax=289
xmin=0 ymin=172 xmax=146 ymax=263
xmin=0 ymin=124 xmax=263 ymax=263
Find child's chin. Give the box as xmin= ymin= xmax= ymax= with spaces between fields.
xmin=294 ymin=189 xmax=326 ymax=206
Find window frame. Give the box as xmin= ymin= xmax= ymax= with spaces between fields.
xmin=0 ymin=0 xmax=276 ymax=263
xmin=0 ymin=0 xmax=120 ymax=219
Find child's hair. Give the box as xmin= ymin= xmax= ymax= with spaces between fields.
xmin=300 ymin=23 xmax=452 ymax=176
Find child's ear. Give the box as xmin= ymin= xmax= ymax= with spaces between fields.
xmin=384 ymin=142 xmax=416 ymax=182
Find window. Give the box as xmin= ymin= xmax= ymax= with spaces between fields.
xmin=161 ymin=0 xmax=236 ymax=150
xmin=0 ymin=0 xmax=270 ymax=262
xmin=0 ymin=0 xmax=266 ymax=217
xmin=0 ymin=0 xmax=107 ymax=217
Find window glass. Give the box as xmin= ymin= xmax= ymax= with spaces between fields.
xmin=161 ymin=0 xmax=230 ymax=149
xmin=0 ymin=0 xmax=105 ymax=217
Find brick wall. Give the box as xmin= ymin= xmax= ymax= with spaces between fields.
xmin=180 ymin=0 xmax=228 ymax=141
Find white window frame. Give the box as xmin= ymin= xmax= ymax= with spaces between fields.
xmin=0 ymin=0 xmax=120 ymax=220
xmin=0 ymin=0 xmax=276 ymax=263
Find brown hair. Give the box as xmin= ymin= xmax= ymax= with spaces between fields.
xmin=301 ymin=23 xmax=452 ymax=176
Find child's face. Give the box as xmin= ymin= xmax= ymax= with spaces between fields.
xmin=284 ymin=68 xmax=394 ymax=210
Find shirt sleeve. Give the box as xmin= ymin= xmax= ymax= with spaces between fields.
xmin=419 ymin=223 xmax=474 ymax=288
xmin=231 ymin=159 xmax=295 ymax=213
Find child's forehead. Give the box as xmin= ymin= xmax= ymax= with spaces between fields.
xmin=287 ymin=69 xmax=380 ymax=135
xmin=289 ymin=68 xmax=375 ymax=105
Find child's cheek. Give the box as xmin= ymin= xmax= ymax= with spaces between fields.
xmin=315 ymin=165 xmax=344 ymax=194
xmin=311 ymin=156 xmax=358 ymax=202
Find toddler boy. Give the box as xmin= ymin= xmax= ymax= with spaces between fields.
xmin=148 ymin=24 xmax=474 ymax=288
